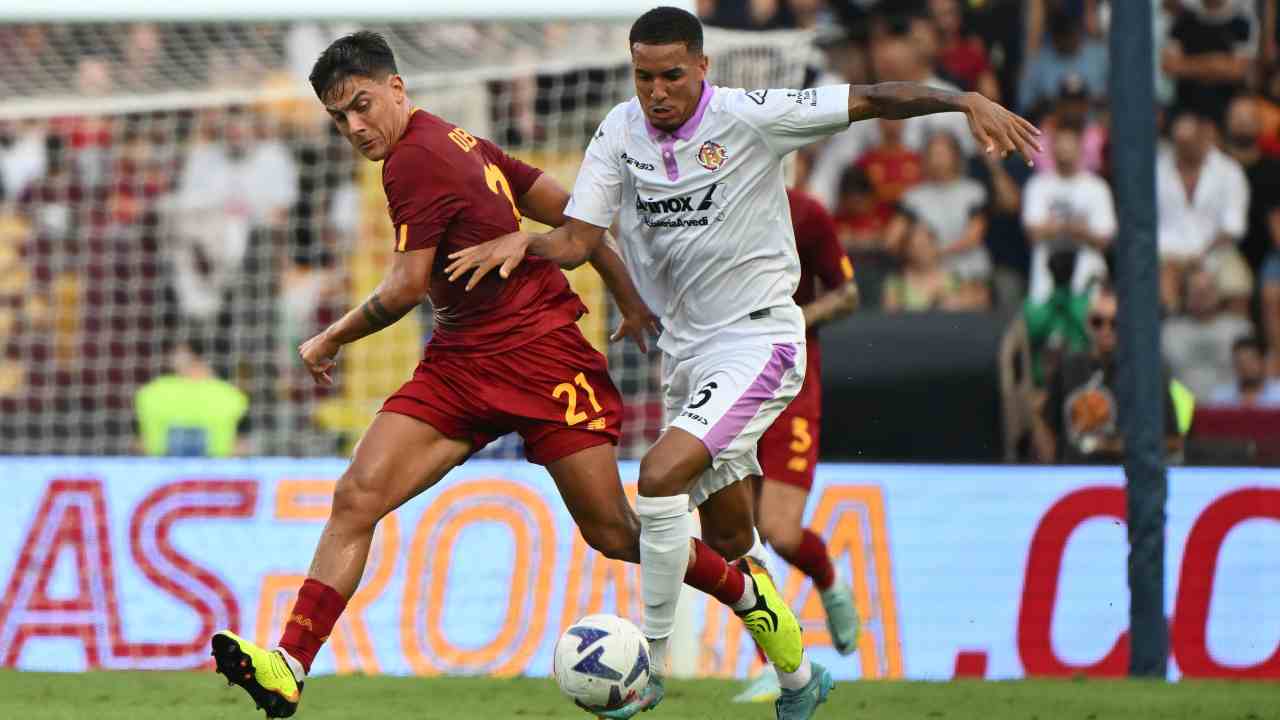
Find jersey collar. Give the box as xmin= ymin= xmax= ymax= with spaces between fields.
xmin=646 ymin=81 xmax=714 ymax=142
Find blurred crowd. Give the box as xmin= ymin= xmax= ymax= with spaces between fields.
xmin=2 ymin=0 xmax=1279 ymax=459
xmin=702 ymin=0 xmax=1280 ymax=424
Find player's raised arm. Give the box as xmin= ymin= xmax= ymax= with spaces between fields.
xmin=299 ymin=247 xmax=433 ymax=385
xmin=847 ymin=83 xmax=1042 ymax=164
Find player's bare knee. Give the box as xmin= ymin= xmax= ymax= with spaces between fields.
xmin=331 ymin=465 xmax=386 ymax=532
xmin=705 ymin=526 xmax=754 ymax=562
xmin=637 ymin=455 xmax=691 ymax=498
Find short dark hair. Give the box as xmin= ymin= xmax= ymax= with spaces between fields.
xmin=1233 ymin=336 xmax=1264 ymax=355
xmin=630 ymin=6 xmax=704 ymax=55
xmin=838 ymin=165 xmax=873 ymax=197
xmin=1055 ymin=112 xmax=1086 ymax=135
xmin=309 ymin=31 xmax=398 ymax=101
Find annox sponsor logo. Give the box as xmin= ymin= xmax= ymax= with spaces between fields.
xmin=634 ymin=182 xmax=729 ymax=228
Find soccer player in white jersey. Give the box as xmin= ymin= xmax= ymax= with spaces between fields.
xmin=448 ymin=7 xmax=1039 ymax=719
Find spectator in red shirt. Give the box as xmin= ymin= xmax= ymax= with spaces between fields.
xmin=832 ymin=164 xmax=893 ymax=255
xmin=855 ymin=118 xmax=923 ymax=212
xmin=929 ymin=0 xmax=1001 ymax=101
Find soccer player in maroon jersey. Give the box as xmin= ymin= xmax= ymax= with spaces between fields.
xmin=210 ymin=31 xmax=765 ymax=718
xmin=735 ymin=188 xmax=860 ymax=703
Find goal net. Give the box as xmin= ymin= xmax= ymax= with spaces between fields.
xmin=0 ymin=20 xmax=816 ymax=457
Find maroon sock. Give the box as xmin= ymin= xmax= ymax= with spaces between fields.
xmin=278 ymin=578 xmax=347 ymax=674
xmin=683 ymin=538 xmax=747 ymax=607
xmin=777 ymin=529 xmax=836 ymax=591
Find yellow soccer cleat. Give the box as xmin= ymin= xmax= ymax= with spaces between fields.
xmin=734 ymin=557 xmax=804 ymax=673
xmin=211 ymin=630 xmax=303 ymax=718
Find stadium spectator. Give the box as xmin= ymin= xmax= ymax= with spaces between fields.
xmin=854 ymin=119 xmax=922 ymax=212
xmin=831 ymin=165 xmax=890 ymax=253
xmin=116 ymin=23 xmax=167 ymax=91
xmin=0 ymin=119 xmax=47 ymax=203
xmin=1162 ymin=0 xmax=1258 ymax=126
xmin=806 ymin=16 xmax=975 ymax=208
xmin=1024 ymin=249 xmax=1091 ymax=386
xmin=1163 ymin=267 xmax=1253 ymax=400
xmin=1022 ymin=115 xmax=1114 ymax=303
xmin=169 ymin=106 xmax=298 ymax=322
xmin=1019 ymin=5 xmax=1108 ymax=118
xmin=1033 ymin=284 xmax=1182 ymax=463
xmin=697 ymin=0 xmax=812 ymax=30
xmin=883 ymin=221 xmax=980 ymax=312
xmin=1222 ymin=96 xmax=1280 ymax=286
xmin=970 ymin=147 xmax=1033 ymax=308
xmin=1207 ymin=336 xmax=1280 ymax=406
xmin=1157 ymin=110 xmax=1252 ymax=313
xmin=135 ymin=337 xmax=249 ymax=457
xmin=928 ymin=0 xmax=1001 ymax=100
xmin=888 ymin=133 xmax=990 ymax=303
xmin=1029 ymin=74 xmax=1107 ymax=175
xmin=814 ymin=22 xmax=871 ymax=87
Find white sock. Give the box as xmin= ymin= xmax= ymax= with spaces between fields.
xmin=745 ymin=528 xmax=770 ymax=573
xmin=730 ymin=571 xmax=758 ymax=613
xmin=647 ymin=636 xmax=670 ymax=678
xmin=276 ymin=646 xmax=306 ymax=683
xmin=637 ymin=494 xmax=693 ymax=642
xmin=777 ymin=654 xmax=813 ymax=691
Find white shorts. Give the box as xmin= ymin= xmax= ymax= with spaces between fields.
xmin=663 ymin=341 xmax=806 ymax=508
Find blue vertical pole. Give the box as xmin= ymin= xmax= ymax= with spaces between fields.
xmin=1109 ymin=0 xmax=1169 ymax=678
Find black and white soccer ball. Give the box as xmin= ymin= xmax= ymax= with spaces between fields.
xmin=552 ymin=614 xmax=650 ymax=711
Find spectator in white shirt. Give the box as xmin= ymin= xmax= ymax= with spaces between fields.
xmin=0 ymin=119 xmax=46 ymax=202
xmin=1022 ymin=117 xmax=1115 ymax=302
xmin=169 ymin=107 xmax=298 ymax=321
xmin=1157 ymin=109 xmax=1252 ymax=313
xmin=1164 ymin=268 xmax=1253 ymax=400
xmin=888 ymin=132 xmax=991 ymax=303
xmin=1207 ymin=336 xmax=1280 ymax=407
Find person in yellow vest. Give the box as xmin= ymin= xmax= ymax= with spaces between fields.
xmin=135 ymin=338 xmax=249 ymax=457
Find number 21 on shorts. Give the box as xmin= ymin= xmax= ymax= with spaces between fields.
xmin=553 ymin=373 xmax=605 ymax=429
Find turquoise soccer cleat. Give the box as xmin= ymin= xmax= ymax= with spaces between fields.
xmin=587 ymin=675 xmax=665 ymax=720
xmin=775 ymin=661 xmax=834 ymax=720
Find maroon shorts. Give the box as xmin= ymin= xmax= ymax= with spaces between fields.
xmin=757 ymin=404 xmax=819 ymax=491
xmin=382 ymin=322 xmax=621 ymax=465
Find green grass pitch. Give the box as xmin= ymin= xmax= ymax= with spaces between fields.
xmin=1 ymin=671 xmax=1276 ymax=719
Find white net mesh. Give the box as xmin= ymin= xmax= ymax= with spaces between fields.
xmin=0 ymin=21 xmax=815 ymax=457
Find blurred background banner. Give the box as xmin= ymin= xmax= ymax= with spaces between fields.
xmin=1 ymin=459 xmax=1277 ymax=681
xmin=2 ymin=2 xmax=1279 ymax=465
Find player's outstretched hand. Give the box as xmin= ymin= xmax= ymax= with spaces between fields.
xmin=445 ymin=231 xmax=532 ymax=291
xmin=299 ymin=331 xmax=341 ymax=386
xmin=961 ymin=92 xmax=1042 ymax=166
xmin=610 ymin=304 xmax=661 ymax=353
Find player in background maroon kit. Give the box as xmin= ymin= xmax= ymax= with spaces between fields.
xmin=210 ymin=31 xmax=765 ymax=718
xmin=735 ymin=188 xmax=860 ymax=704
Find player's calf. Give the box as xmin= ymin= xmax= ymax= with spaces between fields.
xmin=579 ymin=518 xmax=641 ymax=563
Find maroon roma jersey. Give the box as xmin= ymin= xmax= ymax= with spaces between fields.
xmin=786 ymin=188 xmax=854 ymax=416
xmin=383 ymin=109 xmax=586 ymax=355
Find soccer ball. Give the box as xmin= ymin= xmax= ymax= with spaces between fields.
xmin=552 ymin=614 xmax=650 ymax=711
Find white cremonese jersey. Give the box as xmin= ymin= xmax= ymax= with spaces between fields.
xmin=565 ymin=83 xmax=852 ymax=358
